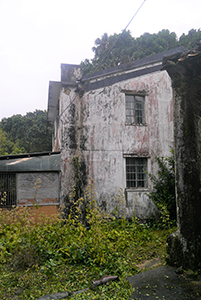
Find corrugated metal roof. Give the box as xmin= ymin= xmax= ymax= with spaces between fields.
xmin=0 ymin=152 xmax=61 ymax=172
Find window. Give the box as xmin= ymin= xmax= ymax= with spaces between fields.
xmin=0 ymin=173 xmax=16 ymax=207
xmin=126 ymin=157 xmax=147 ymax=188
xmin=125 ymin=94 xmax=145 ymax=124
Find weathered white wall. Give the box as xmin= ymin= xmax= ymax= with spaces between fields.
xmin=57 ymin=69 xmax=173 ymax=219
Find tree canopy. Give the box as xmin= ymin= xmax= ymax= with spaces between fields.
xmin=0 ymin=110 xmax=52 ymax=155
xmin=81 ymin=28 xmax=201 ymax=76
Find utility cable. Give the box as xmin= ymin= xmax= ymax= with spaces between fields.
xmin=59 ymin=0 xmax=147 ymax=118
xmin=88 ymin=0 xmax=146 ymax=79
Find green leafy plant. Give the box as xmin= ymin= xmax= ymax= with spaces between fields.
xmin=33 ymin=177 xmax=41 ymax=208
xmin=63 ymin=156 xmax=87 ymax=224
xmin=0 ymin=180 xmax=176 ymax=300
xmin=112 ymin=188 xmax=126 ymax=219
xmin=148 ymin=149 xmax=176 ymax=228
xmin=0 ymin=191 xmax=7 ymax=206
xmin=0 ymin=110 xmax=52 ymax=154
xmin=81 ymin=28 xmax=201 ymax=76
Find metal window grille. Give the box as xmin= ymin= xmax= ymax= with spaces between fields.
xmin=125 ymin=95 xmax=145 ymax=124
xmin=126 ymin=158 xmax=147 ymax=188
xmin=0 ymin=173 xmax=16 ymax=207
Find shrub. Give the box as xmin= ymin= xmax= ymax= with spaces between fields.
xmin=148 ymin=149 xmax=176 ymax=227
xmin=0 ymin=181 xmax=175 ymax=299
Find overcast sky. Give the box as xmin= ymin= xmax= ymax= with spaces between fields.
xmin=0 ymin=0 xmax=200 ymax=121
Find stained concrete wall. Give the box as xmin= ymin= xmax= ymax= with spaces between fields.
xmin=57 ymin=67 xmax=174 ymax=220
xmin=164 ymin=51 xmax=201 ymax=269
xmin=17 ymin=172 xmax=59 ymax=206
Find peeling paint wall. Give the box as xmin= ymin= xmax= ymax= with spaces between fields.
xmin=58 ymin=83 xmax=87 ymax=200
xmin=82 ymin=71 xmax=173 ymax=219
xmin=55 ymin=65 xmax=174 ymax=220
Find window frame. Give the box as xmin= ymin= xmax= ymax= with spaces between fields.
xmin=125 ymin=156 xmax=148 ymax=189
xmin=125 ymin=93 xmax=146 ymax=125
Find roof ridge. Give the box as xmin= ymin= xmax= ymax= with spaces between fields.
xmin=82 ymin=46 xmax=187 ymax=81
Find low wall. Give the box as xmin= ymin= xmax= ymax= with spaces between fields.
xmin=1 ymin=204 xmax=60 ymax=223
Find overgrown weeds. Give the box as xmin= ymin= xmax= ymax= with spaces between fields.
xmin=0 ymin=180 xmax=176 ymax=299
xmin=148 ymin=149 xmax=176 ymax=229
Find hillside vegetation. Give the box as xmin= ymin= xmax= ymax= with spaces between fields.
xmin=81 ymin=28 xmax=201 ymax=75
xmin=0 ymin=110 xmax=52 ymax=155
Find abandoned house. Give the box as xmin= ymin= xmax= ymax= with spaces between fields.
xmin=0 ymin=151 xmax=61 ymax=219
xmin=47 ymin=46 xmax=186 ymax=220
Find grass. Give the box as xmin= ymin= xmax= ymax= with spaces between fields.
xmin=0 ymin=205 xmax=175 ymax=300
xmin=0 ymin=181 xmax=176 ymax=299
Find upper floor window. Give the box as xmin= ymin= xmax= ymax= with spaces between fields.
xmin=125 ymin=94 xmax=145 ymax=124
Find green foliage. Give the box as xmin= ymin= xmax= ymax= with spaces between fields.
xmin=81 ymin=29 xmax=177 ymax=75
xmin=0 ymin=128 xmax=25 ymax=155
xmin=0 ymin=110 xmax=52 ymax=154
xmin=63 ymin=156 xmax=87 ymax=225
xmin=0 ymin=191 xmax=7 ymax=206
xmin=112 ymin=188 xmax=127 ymax=219
xmin=63 ymin=158 xmax=82 ymax=221
xmin=0 ymin=128 xmax=7 ymax=155
xmin=178 ymin=28 xmax=201 ymax=49
xmin=148 ymin=150 xmax=176 ymax=228
xmin=81 ymin=28 xmax=201 ymax=76
xmin=71 ymin=156 xmax=83 ymax=200
xmin=0 ymin=181 xmax=175 ymax=299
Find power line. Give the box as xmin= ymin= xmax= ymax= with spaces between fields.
xmin=59 ymin=0 xmax=147 ymax=118
xmin=88 ymin=0 xmax=147 ymax=79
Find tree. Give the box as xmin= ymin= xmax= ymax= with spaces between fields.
xmin=0 ymin=128 xmax=25 ymax=155
xmin=178 ymin=28 xmax=201 ymax=49
xmin=0 ymin=110 xmax=52 ymax=154
xmin=135 ymin=30 xmax=177 ymax=59
xmin=0 ymin=129 xmax=7 ymax=155
xmin=81 ymin=28 xmax=201 ymax=76
xmin=81 ymin=30 xmax=136 ymax=75
xmin=81 ymin=29 xmax=178 ymax=75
